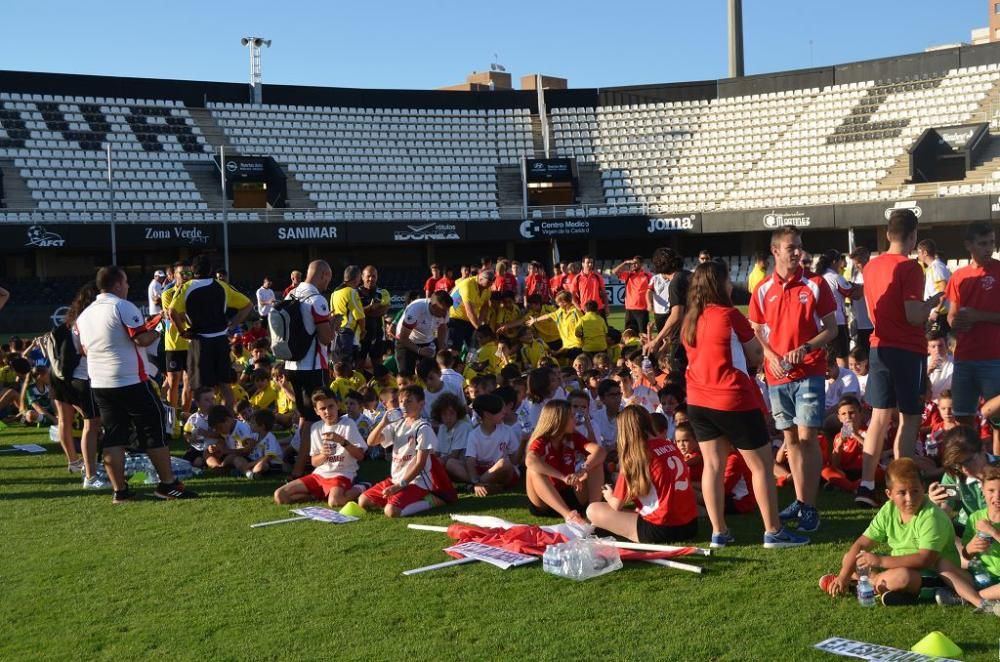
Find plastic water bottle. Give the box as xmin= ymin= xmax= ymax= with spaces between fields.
xmin=641 ymin=355 xmax=653 ymax=373
xmin=857 ymin=567 xmax=876 ymax=607
xmin=970 ymin=556 xmax=994 ymax=589
xmin=841 ymin=421 xmax=854 ymax=439
xmin=542 ymin=546 xmax=559 ymax=575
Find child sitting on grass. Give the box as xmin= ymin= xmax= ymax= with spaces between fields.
xmin=207 ymin=405 xmax=258 ymax=477
xmin=246 ymin=409 xmax=283 ymax=479
xmin=182 ymin=386 xmax=217 ymax=468
xmin=821 ymin=395 xmax=880 ymax=493
xmin=587 ymin=405 xmax=698 ymax=543
xmin=449 ymin=394 xmax=518 ymax=497
xmin=360 ymin=385 xmax=456 ymax=517
xmin=21 ymin=365 xmax=56 ymax=426
xmin=935 ymin=464 xmax=1000 ymax=611
xmin=524 ymin=399 xmax=605 ymax=525
xmin=819 ymin=458 xmax=975 ymax=607
xmin=674 ymin=421 xmax=702 ymax=485
xmin=273 ymin=388 xmax=368 ymax=507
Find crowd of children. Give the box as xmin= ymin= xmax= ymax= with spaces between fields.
xmin=7 ymin=236 xmax=1000 ymax=615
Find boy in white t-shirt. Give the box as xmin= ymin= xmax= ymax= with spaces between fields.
xmin=273 ymin=388 xmax=368 ymax=507
xmin=360 ymin=385 xmax=456 ymax=517
xmin=246 ymin=409 xmax=283 ymax=479
xmin=182 ymin=386 xmax=218 ymax=468
xmin=449 ymin=394 xmax=518 ymax=496
xmin=207 ymin=405 xmax=258 ymax=476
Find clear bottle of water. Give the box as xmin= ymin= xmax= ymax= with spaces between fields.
xmin=857 ymin=567 xmax=876 ymax=607
xmin=641 ymin=355 xmax=653 ymax=372
xmin=841 ymin=420 xmax=854 ymax=439
xmin=969 ymin=556 xmax=993 ymax=590
xmin=542 ymin=545 xmax=559 ymax=575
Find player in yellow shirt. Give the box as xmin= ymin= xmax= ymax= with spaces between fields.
xmin=330 ymin=268 xmax=366 ymax=352
xmin=528 ymin=291 xmax=583 ymax=363
xmin=449 ymin=270 xmax=494 ymax=353
xmin=161 ymin=262 xmax=192 ymax=419
xmin=575 ymin=301 xmax=609 ymax=354
xmin=249 ymin=370 xmax=278 ymax=411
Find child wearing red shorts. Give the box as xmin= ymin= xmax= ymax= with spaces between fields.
xmin=272 ymin=388 xmax=368 ymax=507
xmin=360 ymin=384 xmax=456 ymax=517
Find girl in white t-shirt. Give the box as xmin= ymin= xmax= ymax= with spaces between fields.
xmin=450 ymin=394 xmax=519 ymax=496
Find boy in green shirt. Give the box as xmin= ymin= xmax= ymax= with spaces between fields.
xmin=819 ymin=458 xmax=990 ymax=609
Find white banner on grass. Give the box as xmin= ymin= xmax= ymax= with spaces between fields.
xmin=443 ymin=542 xmax=538 ymax=570
xmin=291 ymin=507 xmax=358 ymax=524
xmin=814 ymin=637 xmax=958 ymax=662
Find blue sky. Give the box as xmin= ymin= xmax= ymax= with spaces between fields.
xmin=0 ymin=1 xmax=988 ymax=90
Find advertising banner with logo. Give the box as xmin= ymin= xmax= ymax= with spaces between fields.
xmin=346 ymin=221 xmax=466 ymax=244
xmin=703 ymin=206 xmax=834 ymax=233
xmin=115 ymin=223 xmax=220 ymax=248
xmin=223 ymin=156 xmax=268 ymax=182
xmin=230 ymin=222 xmax=346 ymax=246
xmin=0 ymin=223 xmax=113 ymax=252
xmin=838 ymin=197 xmax=992 ymax=228
xmin=512 ymin=214 xmax=701 ymax=241
xmin=525 ymin=159 xmax=575 ymax=183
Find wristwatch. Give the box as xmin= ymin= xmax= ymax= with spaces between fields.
xmin=397 ymin=479 xmax=409 ymax=488
xmin=802 ymin=342 xmax=813 ymax=352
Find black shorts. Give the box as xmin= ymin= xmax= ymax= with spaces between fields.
xmin=854 ymin=329 xmax=872 ymax=354
xmin=448 ymin=318 xmax=476 ymax=353
xmin=360 ymin=334 xmax=385 ymax=364
xmin=653 ymin=313 xmax=669 ymax=332
xmin=636 ymin=517 xmax=698 ymax=544
xmin=165 ymin=350 xmax=189 ymax=373
xmin=687 ymin=404 xmax=769 ymax=450
xmin=624 ymin=309 xmax=650 ymax=333
xmin=286 ymin=369 xmax=325 ymax=422
xmin=528 ymin=487 xmax=582 ymax=518
xmin=188 ymin=336 xmax=232 ymax=389
xmin=182 ymin=446 xmax=204 ymax=464
xmin=50 ymin=376 xmax=97 ymax=419
xmin=395 ymin=343 xmax=433 ymax=377
xmin=830 ymin=324 xmax=849 ymax=360
xmin=546 ymin=340 xmax=562 ymax=352
xmin=92 ymin=381 xmax=168 ymax=451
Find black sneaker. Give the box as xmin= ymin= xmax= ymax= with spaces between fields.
xmin=112 ymin=486 xmax=139 ymax=504
xmin=880 ymin=590 xmax=918 ymax=607
xmin=854 ymin=486 xmax=880 ymax=508
xmin=154 ymin=480 xmax=198 ymax=500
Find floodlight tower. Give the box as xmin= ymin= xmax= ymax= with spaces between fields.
xmin=727 ymin=0 xmax=744 ymax=78
xmin=241 ymin=36 xmax=272 ymax=105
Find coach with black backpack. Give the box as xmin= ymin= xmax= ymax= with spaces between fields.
xmin=278 ymin=260 xmax=336 ymax=479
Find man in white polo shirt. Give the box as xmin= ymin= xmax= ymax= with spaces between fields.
xmin=147 ymin=269 xmax=166 ymax=316
xmin=395 ymin=290 xmax=450 ymax=376
xmin=77 ymin=266 xmax=197 ymax=504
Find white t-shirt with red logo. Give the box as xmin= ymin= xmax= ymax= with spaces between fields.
xmin=396 ymin=299 xmax=447 ymax=345
xmin=612 ymin=437 xmax=697 ymax=527
xmin=76 ymin=293 xmax=149 ymax=388
xmin=310 ymin=417 xmax=366 ymax=479
xmin=465 ymin=423 xmax=520 ymax=465
xmin=378 ymin=418 xmax=437 ymax=489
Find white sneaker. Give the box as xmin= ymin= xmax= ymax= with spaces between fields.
xmin=67 ymin=459 xmax=85 ymax=474
xmin=245 ymin=470 xmax=257 ymax=480
xmin=82 ymin=475 xmax=107 ymax=489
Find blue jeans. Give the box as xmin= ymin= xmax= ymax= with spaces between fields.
xmin=952 ymin=359 xmax=1000 ymax=417
xmin=768 ymin=376 xmax=824 ymax=430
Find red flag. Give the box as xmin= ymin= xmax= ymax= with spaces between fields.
xmin=444 ymin=523 xmax=698 ymax=561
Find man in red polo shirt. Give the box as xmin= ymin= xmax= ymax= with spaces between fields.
xmin=749 ymin=225 xmax=837 ymax=533
xmin=946 ymin=221 xmax=1000 ymax=427
xmin=856 ymin=209 xmax=943 ymax=508
xmin=549 ymin=262 xmax=567 ymax=296
xmin=573 ymin=256 xmax=607 ymax=315
xmin=613 ymin=255 xmax=651 ymax=333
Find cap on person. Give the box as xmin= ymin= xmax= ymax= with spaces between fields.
xmin=154 ymin=270 xmax=166 ymax=278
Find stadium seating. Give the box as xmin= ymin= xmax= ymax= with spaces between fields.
xmin=208 ymin=103 xmax=533 ymax=220
xmin=2 ymin=61 xmax=1000 ymax=223
xmin=552 ymin=64 xmax=1000 ymax=213
xmin=0 ymin=93 xmax=225 ymax=221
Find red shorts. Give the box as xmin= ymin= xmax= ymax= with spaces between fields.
xmin=362 ymin=478 xmax=429 ymax=509
xmin=300 ymin=473 xmax=354 ymax=500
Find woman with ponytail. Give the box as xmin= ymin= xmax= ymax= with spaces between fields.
xmin=682 ymin=260 xmax=808 ymax=549
xmin=587 ymin=405 xmax=698 ymax=543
